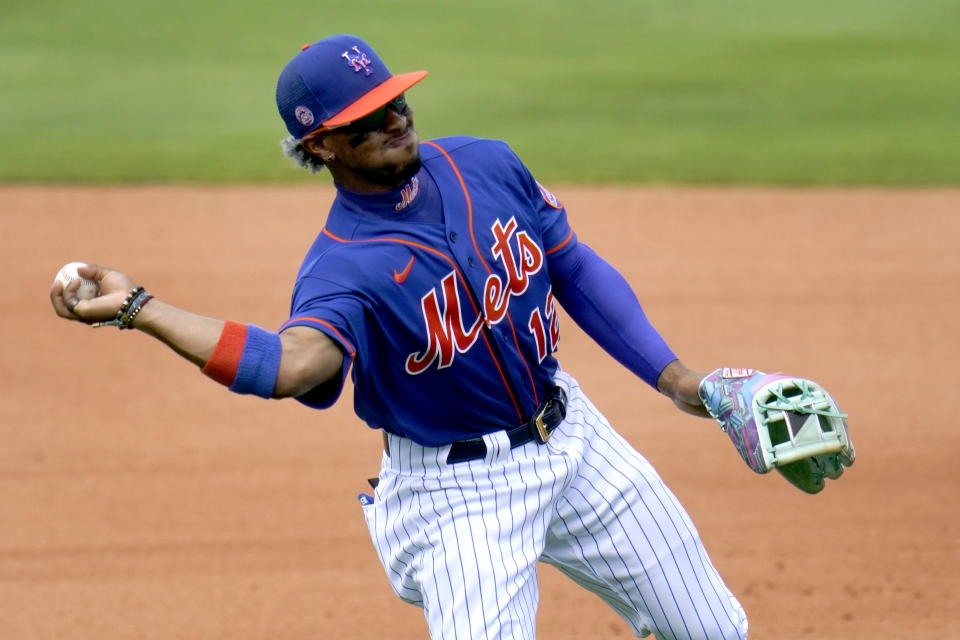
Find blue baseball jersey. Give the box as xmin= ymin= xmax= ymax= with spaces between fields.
xmin=281 ymin=137 xmax=577 ymax=446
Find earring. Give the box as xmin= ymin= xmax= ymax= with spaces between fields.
xmin=327 ymin=154 xmax=335 ymax=162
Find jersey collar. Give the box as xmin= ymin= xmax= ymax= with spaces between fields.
xmin=334 ymin=169 xmax=425 ymax=215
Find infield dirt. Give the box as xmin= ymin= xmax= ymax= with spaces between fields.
xmin=2 ymin=186 xmax=958 ymax=639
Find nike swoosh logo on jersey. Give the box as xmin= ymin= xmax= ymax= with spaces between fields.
xmin=393 ymin=256 xmax=415 ymax=283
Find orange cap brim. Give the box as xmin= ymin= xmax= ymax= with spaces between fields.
xmin=322 ymin=70 xmax=429 ymax=128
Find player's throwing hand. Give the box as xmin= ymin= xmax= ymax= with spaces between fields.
xmin=50 ymin=263 xmax=139 ymax=324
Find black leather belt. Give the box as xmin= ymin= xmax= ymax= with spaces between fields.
xmin=446 ymin=386 xmax=567 ymax=464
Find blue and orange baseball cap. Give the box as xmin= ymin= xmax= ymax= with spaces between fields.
xmin=276 ymin=34 xmax=428 ymax=139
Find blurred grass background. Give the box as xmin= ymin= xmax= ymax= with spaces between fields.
xmin=1 ymin=0 xmax=958 ymax=184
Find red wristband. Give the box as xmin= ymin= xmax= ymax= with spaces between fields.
xmin=201 ymin=321 xmax=248 ymax=386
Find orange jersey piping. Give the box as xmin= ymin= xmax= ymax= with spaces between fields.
xmin=422 ymin=140 xmax=541 ymax=406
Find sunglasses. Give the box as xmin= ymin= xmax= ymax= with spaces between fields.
xmin=328 ymin=94 xmax=408 ymax=136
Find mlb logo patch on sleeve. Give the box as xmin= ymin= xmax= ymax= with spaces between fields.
xmin=536 ymin=182 xmax=563 ymax=209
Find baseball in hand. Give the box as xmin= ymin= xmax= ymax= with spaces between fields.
xmin=54 ymin=262 xmax=99 ymax=300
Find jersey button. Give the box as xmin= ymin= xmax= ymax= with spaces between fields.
xmin=468 ymin=256 xmax=476 ymax=267
xmin=449 ymin=231 xmax=458 ymax=242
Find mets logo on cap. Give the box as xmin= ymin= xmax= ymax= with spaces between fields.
xmin=342 ymin=46 xmax=374 ymax=75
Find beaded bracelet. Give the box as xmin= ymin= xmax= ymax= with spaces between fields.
xmin=93 ymin=286 xmax=155 ymax=330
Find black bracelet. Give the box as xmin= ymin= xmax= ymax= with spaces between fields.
xmin=93 ymin=287 xmax=154 ymax=329
xmin=120 ymin=288 xmax=154 ymax=329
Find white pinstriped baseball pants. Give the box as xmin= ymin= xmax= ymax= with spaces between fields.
xmin=361 ymin=371 xmax=748 ymax=639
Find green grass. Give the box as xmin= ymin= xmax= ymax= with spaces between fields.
xmin=1 ymin=0 xmax=958 ymax=184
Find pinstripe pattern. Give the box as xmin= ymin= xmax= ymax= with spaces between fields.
xmin=361 ymin=372 xmax=747 ymax=639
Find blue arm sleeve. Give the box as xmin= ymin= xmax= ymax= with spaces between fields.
xmin=548 ymin=242 xmax=677 ymax=388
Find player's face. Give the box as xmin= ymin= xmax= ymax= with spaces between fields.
xmin=308 ymin=96 xmax=421 ymax=193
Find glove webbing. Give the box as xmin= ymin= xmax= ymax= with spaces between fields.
xmin=756 ymin=380 xmax=848 ymax=420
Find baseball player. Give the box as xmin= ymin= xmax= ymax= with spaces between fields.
xmin=50 ymin=34 xmax=853 ymax=640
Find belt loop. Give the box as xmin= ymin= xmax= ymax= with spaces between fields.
xmin=483 ymin=430 xmax=511 ymax=464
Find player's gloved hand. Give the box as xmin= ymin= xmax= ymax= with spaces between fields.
xmin=50 ymin=263 xmax=139 ymax=324
xmin=697 ymin=368 xmax=855 ymax=493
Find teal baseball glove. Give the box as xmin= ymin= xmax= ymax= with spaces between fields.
xmin=698 ymin=368 xmax=855 ymax=493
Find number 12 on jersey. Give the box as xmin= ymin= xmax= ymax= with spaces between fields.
xmin=528 ymin=289 xmax=560 ymax=362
